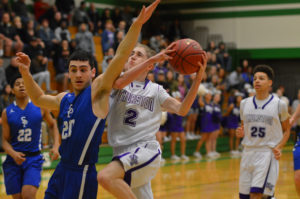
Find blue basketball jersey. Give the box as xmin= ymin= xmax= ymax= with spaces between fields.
xmin=58 ymin=86 xmax=106 ymax=166
xmin=5 ymin=101 xmax=42 ymax=152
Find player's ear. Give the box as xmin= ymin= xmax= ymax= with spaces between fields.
xmin=91 ymin=67 xmax=96 ymax=78
xmin=268 ymin=79 xmax=273 ymax=87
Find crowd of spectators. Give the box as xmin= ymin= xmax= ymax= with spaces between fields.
xmin=0 ymin=0 xmax=298 ymax=157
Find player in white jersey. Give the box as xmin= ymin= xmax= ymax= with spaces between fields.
xmin=236 ymin=65 xmax=290 ymax=199
xmin=97 ymin=46 xmax=207 ymax=198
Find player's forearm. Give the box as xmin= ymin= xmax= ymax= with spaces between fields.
xmin=276 ymin=129 xmax=290 ymax=150
xmin=101 ymin=21 xmax=142 ymax=90
xmin=50 ymin=123 xmax=60 ymax=148
xmin=178 ymin=79 xmax=202 ymax=116
xmin=21 ymin=72 xmax=45 ymax=107
xmin=113 ymin=58 xmax=153 ymax=89
xmin=2 ymin=139 xmax=17 ymax=157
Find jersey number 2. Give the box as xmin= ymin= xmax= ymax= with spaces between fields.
xmin=62 ymin=119 xmax=75 ymax=139
xmin=124 ymin=109 xmax=138 ymax=127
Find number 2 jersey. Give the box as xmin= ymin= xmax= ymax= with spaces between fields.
xmin=240 ymin=94 xmax=289 ymax=148
xmin=5 ymin=101 xmax=42 ymax=152
xmin=58 ymin=86 xmax=106 ymax=166
xmin=107 ymin=80 xmax=170 ymax=147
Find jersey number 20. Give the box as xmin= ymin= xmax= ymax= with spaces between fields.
xmin=62 ymin=119 xmax=75 ymax=139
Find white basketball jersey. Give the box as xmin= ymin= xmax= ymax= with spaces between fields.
xmin=107 ymin=80 xmax=170 ymax=147
xmin=240 ymin=94 xmax=289 ymax=148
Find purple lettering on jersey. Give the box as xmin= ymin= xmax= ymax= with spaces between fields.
xmin=115 ymin=90 xmax=154 ymax=112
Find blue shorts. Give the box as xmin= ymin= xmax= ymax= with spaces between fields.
xmin=44 ymin=162 xmax=98 ymax=199
xmin=294 ymin=145 xmax=300 ymax=171
xmin=2 ymin=154 xmax=44 ymax=195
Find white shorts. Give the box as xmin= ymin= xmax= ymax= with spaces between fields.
xmin=239 ymin=147 xmax=279 ymax=197
xmin=112 ymin=140 xmax=161 ymax=197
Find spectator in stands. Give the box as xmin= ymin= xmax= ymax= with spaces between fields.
xmin=0 ymin=12 xmax=23 ymax=57
xmin=0 ymin=0 xmax=13 ymax=19
xmin=38 ymin=18 xmax=59 ymax=57
xmin=121 ymin=5 xmax=133 ymax=29
xmin=12 ymin=0 xmax=29 ymax=23
xmin=226 ymin=66 xmax=244 ymax=91
xmin=116 ymin=20 xmax=127 ymax=36
xmin=292 ymin=89 xmax=300 ymax=136
xmin=242 ymin=59 xmax=249 ymax=73
xmin=0 ymin=84 xmax=13 ymax=119
xmin=23 ymin=36 xmax=45 ymax=59
xmin=30 ymin=50 xmax=55 ymax=94
xmin=153 ymin=59 xmax=168 ymax=80
xmin=166 ymin=70 xmax=177 ymax=94
xmin=34 ymin=0 xmax=50 ymax=22
xmin=55 ymin=20 xmax=71 ymax=42
xmin=207 ymin=41 xmax=218 ymax=54
xmin=53 ymin=43 xmax=69 ymax=91
xmin=49 ymin=11 xmax=62 ymax=31
xmin=0 ymin=58 xmax=7 ymax=93
xmin=147 ymin=71 xmax=154 ymax=82
xmin=111 ymin=7 xmax=123 ymax=29
xmin=73 ymin=1 xmax=91 ymax=27
xmin=217 ymin=67 xmax=227 ymax=92
xmin=5 ymin=56 xmax=19 ymax=84
xmin=242 ymin=65 xmax=253 ymax=84
xmin=275 ymin=87 xmax=290 ymax=106
xmin=101 ymin=47 xmax=115 ymax=73
xmin=12 ymin=16 xmax=24 ymax=39
xmin=217 ymin=42 xmax=232 ymax=72
xmin=101 ymin=19 xmax=115 ymax=53
xmin=75 ymin=23 xmax=95 ymax=55
xmin=22 ymin=19 xmax=39 ymax=44
xmin=0 ymin=37 xmax=3 ymax=56
xmin=149 ymin=33 xmax=167 ymax=53
xmin=113 ymin=30 xmax=124 ymax=52
xmin=87 ymin=3 xmax=101 ymax=35
xmin=100 ymin=8 xmax=112 ymax=30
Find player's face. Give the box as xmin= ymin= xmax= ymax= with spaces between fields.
xmin=69 ymin=60 xmax=95 ymax=93
xmin=12 ymin=78 xmax=27 ymax=98
xmin=127 ymin=46 xmax=148 ymax=69
xmin=253 ymin=72 xmax=272 ymax=93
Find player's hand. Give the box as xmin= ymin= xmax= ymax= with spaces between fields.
xmin=149 ymin=44 xmax=175 ymax=69
xmin=16 ymin=52 xmax=31 ymax=75
xmin=290 ymin=116 xmax=296 ymax=126
xmin=272 ymin=147 xmax=281 ymax=160
xmin=195 ymin=52 xmax=207 ymax=81
xmin=236 ymin=126 xmax=244 ymax=138
xmin=12 ymin=151 xmax=26 ymax=165
xmin=135 ymin=0 xmax=160 ymax=25
xmin=49 ymin=145 xmax=60 ymax=161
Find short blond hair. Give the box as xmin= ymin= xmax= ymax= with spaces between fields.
xmin=135 ymin=43 xmax=156 ymax=58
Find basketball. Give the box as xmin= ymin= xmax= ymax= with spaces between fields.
xmin=168 ymin=38 xmax=206 ymax=75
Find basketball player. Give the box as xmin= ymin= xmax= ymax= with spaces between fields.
xmin=15 ymin=1 xmax=161 ymax=198
xmin=290 ymin=103 xmax=300 ymax=196
xmin=2 ymin=75 xmax=59 ymax=199
xmin=97 ymin=43 xmax=207 ymax=198
xmin=236 ymin=65 xmax=290 ymax=199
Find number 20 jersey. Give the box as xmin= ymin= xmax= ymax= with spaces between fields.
xmin=240 ymin=95 xmax=288 ymax=148
xmin=107 ymin=80 xmax=170 ymax=147
xmin=58 ymin=86 xmax=106 ymax=166
xmin=6 ymin=101 xmax=42 ymax=152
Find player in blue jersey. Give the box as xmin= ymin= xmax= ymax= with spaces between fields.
xmin=291 ymin=103 xmax=300 ymax=196
xmin=15 ymin=1 xmax=161 ymax=198
xmin=1 ymin=75 xmax=59 ymax=199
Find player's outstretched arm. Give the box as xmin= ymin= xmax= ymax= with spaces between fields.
xmin=92 ymin=0 xmax=160 ymax=118
xmin=16 ymin=52 xmax=66 ymax=111
xmin=291 ymin=104 xmax=300 ymax=126
xmin=1 ymin=110 xmax=26 ymax=165
xmin=43 ymin=109 xmax=60 ymax=161
xmin=161 ymin=53 xmax=207 ymax=116
xmin=113 ymin=45 xmax=174 ymax=89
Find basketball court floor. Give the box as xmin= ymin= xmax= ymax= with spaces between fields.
xmin=0 ymin=147 xmax=297 ymax=199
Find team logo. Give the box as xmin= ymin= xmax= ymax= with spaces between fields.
xmin=67 ymin=104 xmax=73 ymax=118
xmin=10 ymin=109 xmax=14 ymax=114
xmin=21 ymin=116 xmax=28 ymax=128
xmin=129 ymin=154 xmax=138 ymax=166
